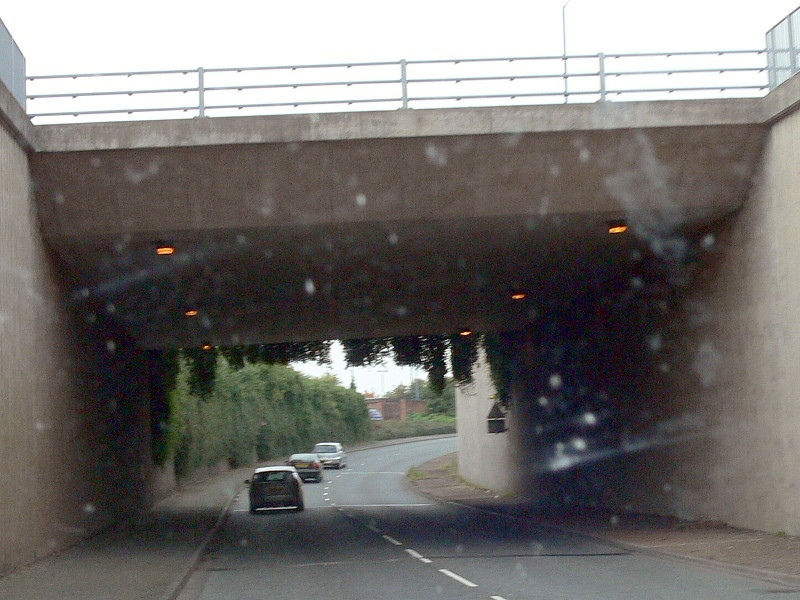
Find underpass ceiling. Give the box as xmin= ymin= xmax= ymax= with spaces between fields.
xmin=30 ymin=114 xmax=766 ymax=348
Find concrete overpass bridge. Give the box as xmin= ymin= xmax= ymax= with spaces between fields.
xmin=30 ymin=101 xmax=765 ymax=348
xmin=3 ymin=58 xmax=800 ymax=574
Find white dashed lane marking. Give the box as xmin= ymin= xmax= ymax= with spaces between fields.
xmin=438 ymin=569 xmax=478 ymax=588
xmin=405 ymin=548 xmax=432 ymax=564
xmin=383 ymin=535 xmax=403 ymax=546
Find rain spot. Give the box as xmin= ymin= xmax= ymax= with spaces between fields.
xmin=702 ymin=233 xmax=716 ymax=249
xmin=571 ymin=437 xmax=588 ymax=451
xmin=113 ymin=234 xmax=132 ymax=254
xmin=54 ymin=191 xmax=66 ymax=204
xmin=305 ymin=278 xmax=316 ymax=295
xmin=257 ymin=196 xmax=274 ymax=217
xmin=388 ymin=232 xmax=399 ymax=245
xmin=424 ymin=143 xmax=448 ymax=167
xmin=394 ymin=305 xmax=408 ymax=317
xmin=105 ymin=303 xmax=116 ymax=314
xmin=124 ymin=159 xmax=161 ymax=184
xmin=515 ymin=561 xmax=529 ymax=579
xmin=105 ymin=340 xmax=116 ymax=353
xmin=83 ymin=503 xmax=96 ymax=515
xmin=538 ymin=396 xmax=549 ymax=407
xmin=236 ymin=234 xmax=248 ymax=246
xmin=355 ymin=193 xmax=367 ymax=207
xmin=549 ymin=373 xmax=562 ymax=390
xmin=692 ymin=340 xmax=722 ymax=387
xmin=579 ymin=147 xmax=591 ymax=162
xmin=647 ymin=333 xmax=663 ymax=352
xmin=530 ymin=541 xmax=544 ymax=555
xmin=538 ymin=195 xmax=551 ymax=216
xmin=581 ymin=412 xmax=598 ymax=426
xmin=90 ymin=156 xmax=101 ymax=167
xmin=549 ymin=164 xmax=561 ymax=177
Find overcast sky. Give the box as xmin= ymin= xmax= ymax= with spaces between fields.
xmin=3 ymin=1 xmax=798 ymax=394
xmin=4 ymin=1 xmax=799 ymax=75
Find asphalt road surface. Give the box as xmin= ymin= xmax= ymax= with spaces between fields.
xmin=177 ymin=437 xmax=799 ymax=599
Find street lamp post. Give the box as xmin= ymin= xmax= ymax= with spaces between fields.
xmin=378 ymin=366 xmax=388 ymax=397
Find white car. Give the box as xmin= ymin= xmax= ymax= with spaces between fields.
xmin=312 ymin=442 xmax=347 ymax=469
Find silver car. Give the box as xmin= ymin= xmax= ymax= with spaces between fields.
xmin=246 ymin=466 xmax=304 ymax=513
xmin=287 ymin=453 xmax=324 ymax=482
xmin=312 ymin=442 xmax=347 ymax=469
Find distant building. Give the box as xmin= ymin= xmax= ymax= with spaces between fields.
xmin=366 ymin=397 xmax=427 ymax=420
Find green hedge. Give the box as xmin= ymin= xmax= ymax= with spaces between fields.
xmin=168 ymin=357 xmax=371 ymax=479
xmin=369 ymin=417 xmax=456 ymax=441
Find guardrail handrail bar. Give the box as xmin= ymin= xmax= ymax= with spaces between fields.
xmin=25 ymin=49 xmax=772 ymax=124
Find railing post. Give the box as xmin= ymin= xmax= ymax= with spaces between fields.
xmin=400 ymin=59 xmax=408 ymax=108
xmin=598 ymin=53 xmax=606 ymax=102
xmin=198 ymin=67 xmax=205 ymax=117
xmin=789 ymin=12 xmax=798 ymax=78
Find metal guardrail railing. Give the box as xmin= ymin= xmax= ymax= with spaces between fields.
xmin=25 ymin=50 xmax=770 ymax=124
xmin=0 ymin=17 xmax=26 ymax=108
xmin=767 ymin=6 xmax=800 ymax=88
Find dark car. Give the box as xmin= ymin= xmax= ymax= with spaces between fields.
xmin=287 ymin=453 xmax=324 ymax=482
xmin=246 ymin=466 xmax=304 ymax=513
xmin=312 ymin=442 xmax=347 ymax=469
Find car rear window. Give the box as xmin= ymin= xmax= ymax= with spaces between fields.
xmin=314 ymin=444 xmax=337 ymax=453
xmin=253 ymin=471 xmax=291 ymax=483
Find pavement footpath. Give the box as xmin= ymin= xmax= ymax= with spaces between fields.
xmin=1 ymin=441 xmax=798 ymax=599
xmin=409 ymin=453 xmax=800 ymax=589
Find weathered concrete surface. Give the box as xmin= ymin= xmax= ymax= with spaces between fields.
xmin=0 ymin=83 xmax=153 ymax=575
xmin=454 ymin=76 xmax=800 ymax=537
xmin=455 ymin=349 xmax=516 ymax=495
xmin=31 ymin=98 xmax=764 ymax=151
xmin=29 ymin=101 xmax=766 ymax=348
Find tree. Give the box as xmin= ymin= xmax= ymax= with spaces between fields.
xmin=426 ymin=379 xmax=455 ymax=416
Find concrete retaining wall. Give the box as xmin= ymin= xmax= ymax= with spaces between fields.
xmin=456 ymin=85 xmax=800 ymax=536
xmin=456 ymin=349 xmax=516 ymax=495
xmin=580 ymin=98 xmax=800 ymax=535
xmin=678 ymin=102 xmax=800 ymax=533
xmin=0 ymin=85 xmax=152 ymax=574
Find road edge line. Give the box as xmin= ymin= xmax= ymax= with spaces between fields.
xmin=163 ymin=485 xmax=242 ymax=600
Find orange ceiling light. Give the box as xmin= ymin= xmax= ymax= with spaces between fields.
xmin=511 ymin=291 xmax=527 ymax=301
xmin=184 ymin=309 xmax=199 ymax=317
xmin=459 ymin=328 xmax=473 ymax=336
xmin=607 ymin=220 xmax=629 ymax=234
xmin=201 ymin=343 xmax=214 ymax=350
xmin=156 ymin=244 xmax=175 ymax=255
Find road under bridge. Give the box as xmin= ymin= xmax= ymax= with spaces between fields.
xmin=3 ymin=72 xmax=800 ymax=573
